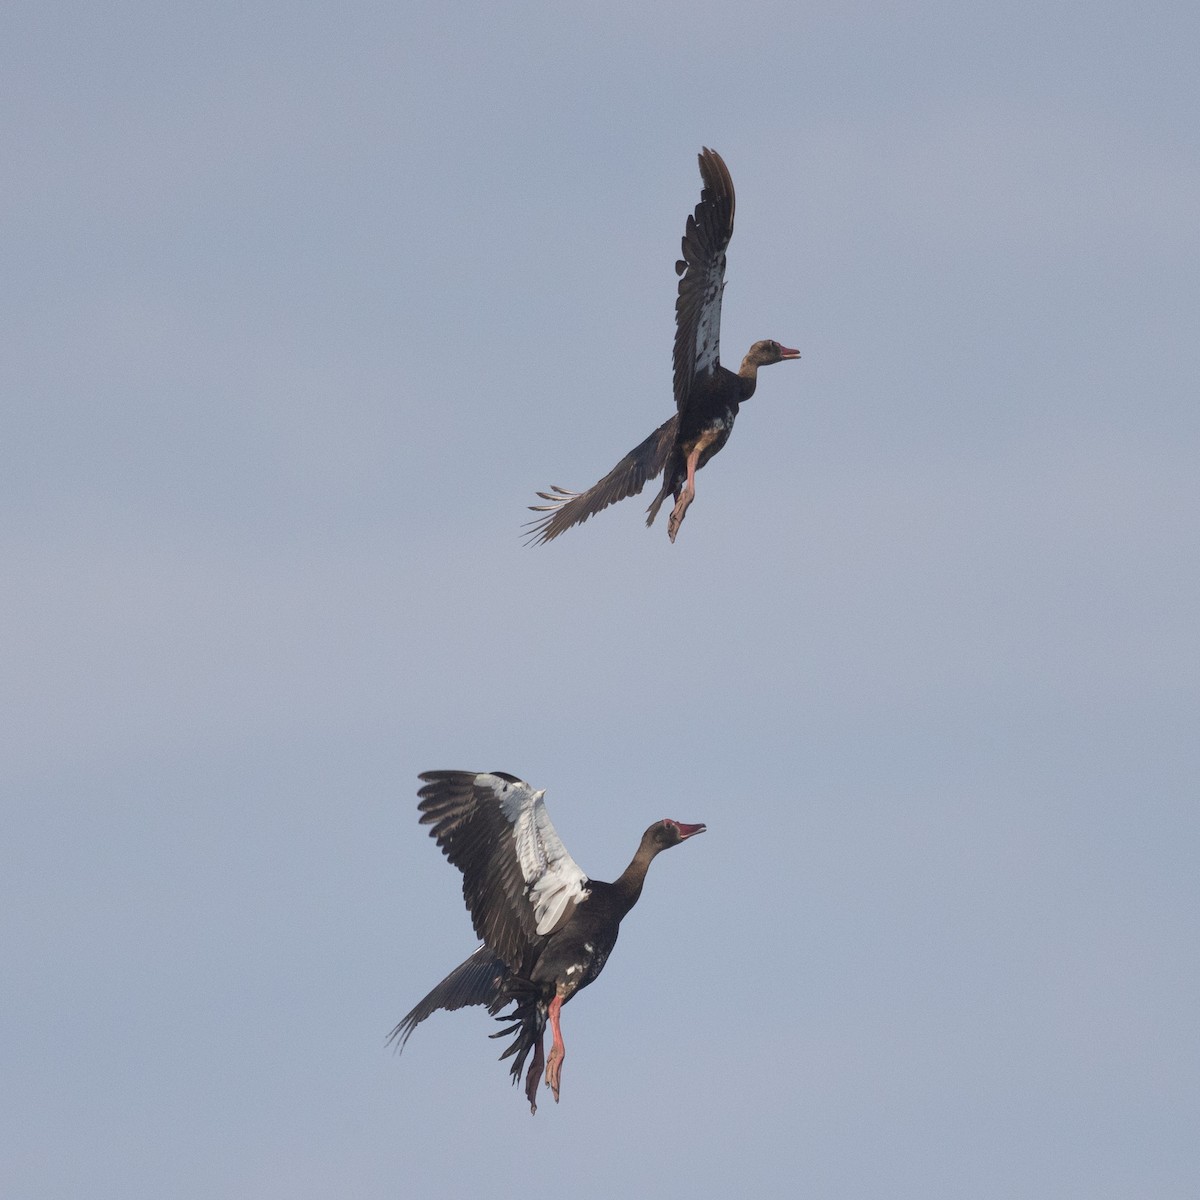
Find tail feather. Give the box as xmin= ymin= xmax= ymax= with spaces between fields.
xmin=490 ymin=991 xmax=546 ymax=1083
xmin=645 ymin=480 xmax=672 ymax=527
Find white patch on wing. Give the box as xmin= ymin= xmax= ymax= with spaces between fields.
xmin=479 ymin=773 xmax=590 ymax=935
xmin=693 ymin=260 xmax=725 ymax=376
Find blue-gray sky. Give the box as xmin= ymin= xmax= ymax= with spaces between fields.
xmin=3 ymin=1 xmax=1198 ymax=1196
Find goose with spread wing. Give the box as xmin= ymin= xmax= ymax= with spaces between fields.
xmin=389 ymin=770 xmax=705 ymax=1113
xmin=526 ymin=147 xmax=799 ymax=545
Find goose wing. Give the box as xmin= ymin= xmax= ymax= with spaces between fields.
xmin=416 ymin=770 xmax=590 ymax=969
xmin=386 ymin=945 xmax=510 ymax=1052
xmin=673 ymin=147 xmax=735 ymax=413
xmin=523 ymin=416 xmax=677 ymax=545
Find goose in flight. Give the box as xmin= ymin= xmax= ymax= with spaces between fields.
xmin=526 ymin=148 xmax=799 ymax=544
xmin=389 ymin=770 xmax=705 ymax=1112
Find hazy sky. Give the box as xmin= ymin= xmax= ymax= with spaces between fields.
xmin=4 ymin=2 xmax=1198 ymax=1197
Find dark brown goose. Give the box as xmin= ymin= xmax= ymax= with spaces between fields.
xmin=526 ymin=147 xmax=799 ymax=545
xmin=389 ymin=770 xmax=705 ymax=1113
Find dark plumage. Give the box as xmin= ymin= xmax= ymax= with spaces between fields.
xmin=389 ymin=770 xmax=705 ymax=1113
xmin=526 ymin=147 xmax=799 ymax=544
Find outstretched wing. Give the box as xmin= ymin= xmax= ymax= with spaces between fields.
xmin=386 ymin=945 xmax=510 ymax=1052
xmin=523 ymin=415 xmax=677 ymax=545
xmin=673 ymin=147 xmax=735 ymax=413
xmin=416 ymin=771 xmax=590 ymax=969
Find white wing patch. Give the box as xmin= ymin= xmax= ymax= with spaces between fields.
xmin=693 ymin=257 xmax=726 ymax=376
xmin=479 ymin=773 xmax=590 ymax=935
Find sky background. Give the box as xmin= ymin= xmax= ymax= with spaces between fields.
xmin=3 ymin=1 xmax=1199 ymax=1196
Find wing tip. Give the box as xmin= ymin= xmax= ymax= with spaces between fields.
xmin=522 ymin=485 xmax=581 ymax=545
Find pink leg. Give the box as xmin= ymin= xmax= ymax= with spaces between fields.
xmin=544 ymin=994 xmax=566 ymax=1103
xmin=524 ymin=1027 xmax=545 ymax=1115
xmin=667 ymin=446 xmax=703 ymax=543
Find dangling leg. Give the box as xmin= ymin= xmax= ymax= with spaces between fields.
xmin=667 ymin=444 xmax=704 ymax=543
xmin=544 ymin=993 xmax=567 ymax=1103
xmin=524 ymin=1027 xmax=545 ymax=1115
xmin=668 ymin=429 xmax=722 ymax=542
